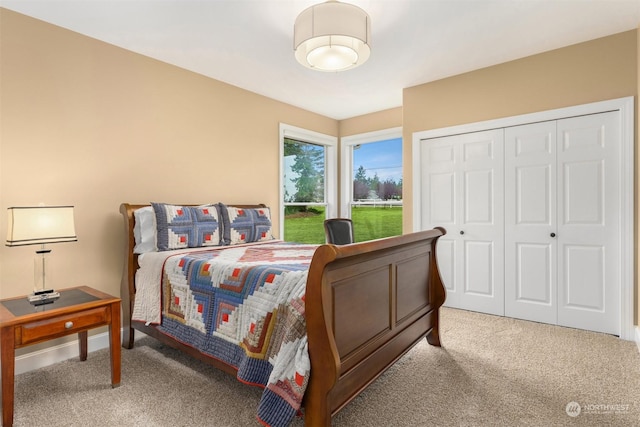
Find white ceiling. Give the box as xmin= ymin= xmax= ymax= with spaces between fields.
xmin=2 ymin=0 xmax=640 ymax=120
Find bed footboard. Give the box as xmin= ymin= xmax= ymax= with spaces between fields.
xmin=303 ymin=228 xmax=446 ymax=425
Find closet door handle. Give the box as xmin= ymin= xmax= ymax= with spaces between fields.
xmin=460 ymin=230 xmax=465 ymax=235
xmin=550 ymin=233 xmax=556 ymax=238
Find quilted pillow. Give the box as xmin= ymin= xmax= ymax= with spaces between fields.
xmin=219 ymin=204 xmax=274 ymax=245
xmin=152 ymin=203 xmax=223 ymax=251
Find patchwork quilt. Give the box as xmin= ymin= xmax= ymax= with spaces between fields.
xmin=133 ymin=242 xmax=318 ymax=427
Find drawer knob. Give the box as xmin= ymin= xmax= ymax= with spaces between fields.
xmin=64 ymin=321 xmax=74 ymax=329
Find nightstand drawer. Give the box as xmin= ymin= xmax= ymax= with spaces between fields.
xmin=17 ymin=306 xmax=109 ymax=345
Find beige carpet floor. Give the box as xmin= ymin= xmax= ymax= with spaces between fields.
xmin=12 ymin=307 xmax=640 ymax=426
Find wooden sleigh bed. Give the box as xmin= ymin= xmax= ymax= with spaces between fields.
xmin=120 ymin=202 xmax=446 ymax=426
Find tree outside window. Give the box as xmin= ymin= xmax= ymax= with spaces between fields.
xmin=283 ymin=138 xmax=327 ymax=243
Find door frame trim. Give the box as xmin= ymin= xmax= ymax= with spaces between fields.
xmin=411 ymin=96 xmax=634 ymax=340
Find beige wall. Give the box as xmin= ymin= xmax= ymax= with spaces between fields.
xmin=0 ymin=9 xmax=337 ymax=305
xmin=403 ymin=29 xmax=638 ymax=325
xmin=338 ymin=107 xmax=402 ymax=137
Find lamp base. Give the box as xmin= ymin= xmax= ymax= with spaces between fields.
xmin=27 ymin=289 xmax=60 ymax=306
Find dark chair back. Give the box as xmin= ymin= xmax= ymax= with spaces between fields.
xmin=324 ymin=218 xmax=355 ymax=245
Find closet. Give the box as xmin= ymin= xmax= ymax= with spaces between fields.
xmin=419 ymin=110 xmax=622 ymax=335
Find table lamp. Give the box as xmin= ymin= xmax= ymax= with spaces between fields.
xmin=5 ymin=206 xmax=77 ymax=305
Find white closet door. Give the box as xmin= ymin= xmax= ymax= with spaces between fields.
xmin=421 ymin=129 xmax=504 ymax=315
xmin=504 ymin=121 xmax=557 ymax=324
xmin=556 ymin=112 xmax=620 ymax=335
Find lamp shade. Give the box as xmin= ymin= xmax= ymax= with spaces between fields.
xmin=6 ymin=206 xmax=77 ymax=246
xmin=294 ymin=0 xmax=371 ymax=72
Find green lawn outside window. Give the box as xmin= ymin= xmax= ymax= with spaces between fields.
xmin=284 ymin=206 xmax=403 ymax=244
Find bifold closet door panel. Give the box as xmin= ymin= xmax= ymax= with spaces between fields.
xmin=421 ymin=129 xmax=504 ymax=316
xmin=504 ymin=121 xmax=558 ymax=325
xmin=504 ymin=112 xmax=620 ymax=334
xmin=556 ymin=112 xmax=620 ymax=335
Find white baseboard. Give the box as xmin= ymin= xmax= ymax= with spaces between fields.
xmin=635 ymin=326 xmax=640 ymax=354
xmin=15 ymin=329 xmax=147 ymax=375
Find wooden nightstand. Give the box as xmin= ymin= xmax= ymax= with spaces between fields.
xmin=0 ymin=286 xmax=121 ymax=427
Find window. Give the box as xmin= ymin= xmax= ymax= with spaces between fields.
xmin=340 ymin=128 xmax=403 ymax=242
xmin=279 ymin=124 xmax=337 ymax=244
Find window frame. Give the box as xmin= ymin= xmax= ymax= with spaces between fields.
xmin=279 ymin=123 xmax=337 ymax=239
xmin=339 ymin=127 xmax=402 ymax=217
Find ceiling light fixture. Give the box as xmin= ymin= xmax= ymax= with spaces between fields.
xmin=294 ymin=0 xmax=371 ymax=72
